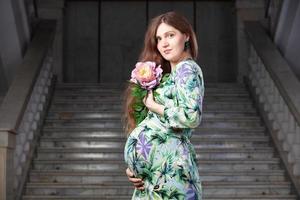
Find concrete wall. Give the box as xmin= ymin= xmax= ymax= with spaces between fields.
xmin=64 ymin=1 xmax=237 ymax=83
xmin=0 ymin=0 xmax=31 ymax=95
xmin=275 ymin=0 xmax=300 ymax=80
xmin=197 ymin=1 xmax=237 ymax=82
xmin=235 ymin=0 xmax=266 ymax=83
xmin=64 ymin=1 xmax=98 ymax=83
xmin=0 ymin=56 xmax=8 ymax=96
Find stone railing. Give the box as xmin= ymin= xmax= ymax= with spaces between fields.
xmin=0 ymin=20 xmax=56 ymax=200
xmin=245 ymin=21 xmax=300 ymax=195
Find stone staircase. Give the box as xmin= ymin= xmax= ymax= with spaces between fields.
xmin=21 ymin=83 xmax=299 ymax=200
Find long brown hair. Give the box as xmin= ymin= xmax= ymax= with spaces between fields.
xmin=122 ymin=11 xmax=198 ymax=135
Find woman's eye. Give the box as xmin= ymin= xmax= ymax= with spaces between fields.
xmin=168 ymin=33 xmax=174 ymax=38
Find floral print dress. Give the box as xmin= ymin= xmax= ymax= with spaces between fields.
xmin=124 ymin=59 xmax=204 ymax=200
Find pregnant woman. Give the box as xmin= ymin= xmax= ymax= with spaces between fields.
xmin=123 ymin=11 xmax=204 ymax=200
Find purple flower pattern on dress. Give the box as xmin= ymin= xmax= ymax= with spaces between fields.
xmin=186 ymin=184 xmax=197 ymax=200
xmin=176 ymin=64 xmax=193 ymax=85
xmin=136 ymin=132 xmax=152 ymax=159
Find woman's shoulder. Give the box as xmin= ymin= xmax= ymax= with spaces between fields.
xmin=176 ymin=59 xmax=203 ymax=75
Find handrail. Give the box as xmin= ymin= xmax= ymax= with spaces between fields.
xmin=244 ymin=21 xmax=300 ymax=196
xmin=0 ymin=19 xmax=56 ymax=200
xmin=245 ymin=21 xmax=300 ymax=128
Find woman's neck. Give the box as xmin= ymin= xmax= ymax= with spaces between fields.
xmin=170 ymin=53 xmax=192 ymax=72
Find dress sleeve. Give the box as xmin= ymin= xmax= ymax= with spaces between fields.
xmin=163 ymin=62 xmax=204 ymax=129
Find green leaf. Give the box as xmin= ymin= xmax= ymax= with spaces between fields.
xmin=162 ymin=73 xmax=170 ymax=82
xmin=133 ymin=104 xmax=143 ymax=111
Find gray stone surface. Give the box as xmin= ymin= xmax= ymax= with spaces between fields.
xmin=148 ymin=1 xmax=194 ymax=26
xmin=275 ymin=0 xmax=300 ymax=80
xmin=0 ymin=56 xmax=8 ymax=96
xmin=37 ymin=0 xmax=64 ymax=83
xmin=0 ymin=0 xmax=24 ymax=86
xmin=63 ymin=1 xmax=238 ymax=83
xmin=100 ymin=1 xmax=146 ymax=83
xmin=235 ymin=0 xmax=266 ymax=83
xmin=64 ymin=1 xmax=98 ymax=83
xmin=196 ymin=1 xmax=237 ymax=82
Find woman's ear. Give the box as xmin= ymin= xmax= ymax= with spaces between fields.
xmin=184 ymin=34 xmax=190 ymax=42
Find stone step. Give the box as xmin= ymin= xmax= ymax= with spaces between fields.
xmin=54 ymin=92 xmax=251 ymax=99
xmin=38 ymin=138 xmax=270 ymax=149
xmin=54 ymin=82 xmax=246 ymax=89
xmin=50 ymin=100 xmax=253 ymax=106
xmin=53 ymin=90 xmax=249 ymax=98
xmin=39 ymin=135 xmax=270 ymax=143
xmin=42 ymin=126 xmax=267 ymax=136
xmin=49 ymin=102 xmax=255 ymax=111
xmin=55 ymin=82 xmax=244 ymax=87
xmin=32 ymin=158 xmax=282 ymax=171
xmin=43 ymin=119 xmax=263 ymax=129
xmin=29 ymin=169 xmax=288 ymax=183
xmin=38 ymin=146 xmax=274 ymax=157
xmin=47 ymin=110 xmax=259 ymax=120
xmin=53 ymin=87 xmax=248 ymax=93
xmin=22 ymin=194 xmax=298 ymax=200
xmin=24 ymin=182 xmax=292 ymax=196
xmin=52 ymin=96 xmax=252 ymax=103
xmin=42 ymin=130 xmax=267 ymax=139
xmin=52 ymin=95 xmax=252 ymax=102
xmin=36 ymin=147 xmax=275 ymax=160
xmin=41 ymin=133 xmax=269 ymax=141
xmin=46 ymin=111 xmax=259 ymax=120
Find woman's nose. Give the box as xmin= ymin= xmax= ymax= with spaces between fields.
xmin=162 ymin=40 xmax=169 ymax=47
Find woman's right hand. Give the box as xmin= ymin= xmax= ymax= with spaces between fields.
xmin=126 ymin=168 xmax=145 ymax=190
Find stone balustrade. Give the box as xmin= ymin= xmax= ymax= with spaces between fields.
xmin=14 ymin=53 xmax=54 ymax=199
xmin=248 ymin=45 xmax=300 ymax=172
xmin=245 ymin=21 xmax=300 ymax=194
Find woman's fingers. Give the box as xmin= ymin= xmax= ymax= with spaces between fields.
xmin=126 ymin=168 xmax=134 ymax=178
xmin=136 ymin=186 xmax=145 ymax=190
xmin=131 ymin=178 xmax=144 ymax=190
xmin=126 ymin=168 xmax=144 ymax=190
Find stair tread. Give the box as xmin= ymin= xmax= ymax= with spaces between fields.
xmin=22 ymin=194 xmax=298 ymax=199
xmin=37 ymin=146 xmax=274 ymax=152
xmin=48 ymin=109 xmax=258 ymax=113
xmin=42 ymin=126 xmax=266 ymax=132
xmin=33 ymin=158 xmax=281 ymax=163
xmin=30 ymin=169 xmax=286 ymax=175
xmin=26 ymin=181 xmax=292 ymax=187
xmin=22 ymin=195 xmax=297 ymax=200
xmin=46 ymin=117 xmax=261 ymax=123
xmin=47 ymin=115 xmax=260 ymax=120
xmin=39 ymin=136 xmax=269 ymax=142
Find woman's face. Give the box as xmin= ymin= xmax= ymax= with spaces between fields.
xmin=156 ymin=22 xmax=189 ymax=67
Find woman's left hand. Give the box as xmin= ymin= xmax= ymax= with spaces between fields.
xmin=143 ymin=90 xmax=165 ymax=116
xmin=143 ymin=90 xmax=155 ymax=109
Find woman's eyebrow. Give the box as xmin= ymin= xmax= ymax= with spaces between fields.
xmin=156 ymin=31 xmax=175 ymax=37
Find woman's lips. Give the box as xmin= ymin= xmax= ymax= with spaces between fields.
xmin=164 ymin=49 xmax=172 ymax=54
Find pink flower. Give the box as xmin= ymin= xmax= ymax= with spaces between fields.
xmin=130 ymin=61 xmax=163 ymax=90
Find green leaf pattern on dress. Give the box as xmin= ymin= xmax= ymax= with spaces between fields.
xmin=124 ymin=59 xmax=204 ymax=200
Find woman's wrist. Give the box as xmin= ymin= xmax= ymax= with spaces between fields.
xmin=148 ymin=101 xmax=165 ymax=116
